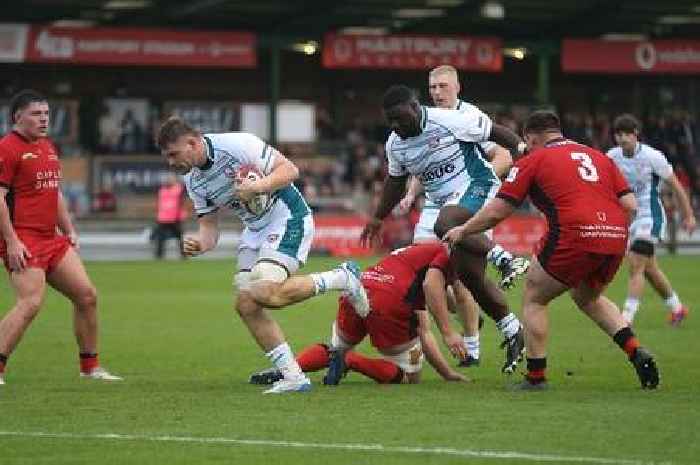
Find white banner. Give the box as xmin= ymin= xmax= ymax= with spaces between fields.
xmin=0 ymin=24 xmax=29 ymax=63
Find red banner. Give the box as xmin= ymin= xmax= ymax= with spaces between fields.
xmin=562 ymin=39 xmax=700 ymax=74
xmin=25 ymin=26 xmax=256 ymax=67
xmin=323 ymin=33 xmax=502 ymax=71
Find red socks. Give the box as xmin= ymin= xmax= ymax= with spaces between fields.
xmin=0 ymin=353 xmax=7 ymax=374
xmin=345 ymin=351 xmax=403 ymax=384
xmin=79 ymin=353 xmax=99 ymax=374
xmin=296 ymin=344 xmax=330 ymax=372
xmin=613 ymin=327 xmax=641 ymax=359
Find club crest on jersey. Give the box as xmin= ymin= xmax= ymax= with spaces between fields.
xmin=428 ymin=136 xmax=440 ymax=148
xmin=267 ymin=234 xmax=279 ymax=243
xmin=21 ymin=152 xmax=38 ymax=160
xmin=223 ymin=166 xmax=237 ymax=178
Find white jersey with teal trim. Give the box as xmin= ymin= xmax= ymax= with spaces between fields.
xmin=607 ymin=142 xmax=673 ymax=221
xmin=454 ymin=99 xmax=496 ymax=154
xmin=386 ymin=105 xmax=498 ymax=206
xmin=184 ymin=132 xmax=311 ymax=231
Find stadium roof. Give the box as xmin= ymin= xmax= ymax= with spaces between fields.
xmin=6 ymin=0 xmax=700 ymax=42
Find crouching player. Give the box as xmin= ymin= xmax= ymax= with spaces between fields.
xmin=157 ymin=117 xmax=368 ymax=394
xmin=251 ymin=243 xmax=469 ymax=385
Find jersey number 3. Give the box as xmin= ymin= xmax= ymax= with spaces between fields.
xmin=571 ymin=152 xmax=599 ymax=182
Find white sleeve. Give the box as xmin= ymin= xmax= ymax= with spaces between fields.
xmin=385 ymin=136 xmax=407 ymax=177
xmin=650 ymin=150 xmax=673 ymax=180
xmin=185 ymin=176 xmax=217 ymax=217
xmin=221 ymin=132 xmax=276 ymax=175
xmin=451 ymin=106 xmax=492 ymax=143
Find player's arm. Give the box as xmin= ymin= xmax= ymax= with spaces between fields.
xmin=443 ymin=198 xmax=515 ymax=246
xmin=618 ymin=192 xmax=637 ymax=224
xmin=489 ymin=124 xmax=527 ymax=160
xmin=423 ymin=268 xmax=465 ymax=359
xmin=237 ymin=151 xmax=299 ymax=202
xmin=665 ymin=174 xmax=696 ymax=233
xmin=360 ymin=174 xmax=408 ymax=245
xmin=397 ymin=176 xmax=423 ymax=214
xmin=183 ymin=211 xmax=220 ymax=256
xmin=0 ymin=186 xmax=30 ymax=270
xmin=486 ymin=144 xmax=513 ymax=178
xmin=57 ymin=191 xmax=79 ymax=247
xmin=417 ymin=311 xmax=466 ymax=382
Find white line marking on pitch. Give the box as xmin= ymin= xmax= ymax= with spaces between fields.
xmin=0 ymin=431 xmax=672 ymax=465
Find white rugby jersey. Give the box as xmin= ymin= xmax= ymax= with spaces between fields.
xmin=454 ymin=99 xmax=496 ymax=154
xmin=184 ymin=132 xmax=310 ymax=230
xmin=607 ymin=142 xmax=673 ymax=220
xmin=386 ymin=105 xmax=498 ymax=205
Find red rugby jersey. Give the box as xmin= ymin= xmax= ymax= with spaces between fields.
xmin=0 ymin=131 xmax=61 ymax=237
xmin=497 ymin=138 xmax=631 ymax=255
xmin=362 ymin=242 xmax=453 ymax=311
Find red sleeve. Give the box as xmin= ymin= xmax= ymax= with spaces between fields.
xmin=609 ymin=158 xmax=632 ymax=197
xmin=496 ymin=152 xmax=540 ymax=206
xmin=429 ymin=246 xmax=454 ymax=281
xmin=0 ymin=145 xmax=19 ymax=188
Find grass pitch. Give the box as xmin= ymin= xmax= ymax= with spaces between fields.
xmin=0 ymin=255 xmax=698 ymax=464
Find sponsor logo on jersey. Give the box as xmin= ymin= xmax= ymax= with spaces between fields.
xmin=428 ymin=136 xmax=440 ymax=148
xmin=267 ymin=234 xmax=279 ymax=243
xmin=420 ymin=163 xmax=455 ymax=182
xmin=21 ymin=152 xmax=38 ymax=160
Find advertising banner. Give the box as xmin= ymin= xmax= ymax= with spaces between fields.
xmin=0 ymin=24 xmax=28 ymax=62
xmin=562 ymin=39 xmax=700 ymax=74
xmin=323 ymin=33 xmax=502 ymax=71
xmin=26 ymin=26 xmax=256 ymax=67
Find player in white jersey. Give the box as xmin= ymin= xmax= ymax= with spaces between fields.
xmin=361 ymin=85 xmax=528 ymax=374
xmin=608 ymin=114 xmax=696 ymax=327
xmin=396 ymin=65 xmax=521 ymax=368
xmin=157 ymin=117 xmax=369 ymax=394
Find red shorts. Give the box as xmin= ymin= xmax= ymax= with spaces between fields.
xmin=538 ymin=245 xmax=623 ymax=291
xmin=1 ymin=234 xmax=71 ymax=274
xmin=336 ymin=286 xmax=418 ymax=351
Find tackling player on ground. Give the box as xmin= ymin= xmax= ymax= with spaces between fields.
xmin=250 ymin=243 xmax=469 ymax=386
xmin=445 ymin=110 xmax=660 ymax=390
xmin=157 ymin=117 xmax=369 ymax=394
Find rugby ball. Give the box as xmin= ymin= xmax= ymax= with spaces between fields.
xmin=236 ymin=164 xmax=272 ymax=216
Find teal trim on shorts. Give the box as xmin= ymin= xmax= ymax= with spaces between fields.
xmin=276 ymin=185 xmax=310 ymax=258
xmin=650 ymin=174 xmax=663 ymax=237
xmin=458 ymin=181 xmax=495 ymax=215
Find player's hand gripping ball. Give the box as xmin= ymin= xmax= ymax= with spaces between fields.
xmin=235 ymin=164 xmax=272 ymax=216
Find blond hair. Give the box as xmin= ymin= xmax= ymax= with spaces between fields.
xmin=429 ymin=65 xmax=459 ymax=80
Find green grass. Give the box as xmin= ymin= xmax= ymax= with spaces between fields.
xmin=0 ymin=255 xmax=699 ymax=464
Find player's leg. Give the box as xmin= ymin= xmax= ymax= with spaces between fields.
xmin=450 ymin=281 xmax=481 ymax=367
xmin=515 ymin=257 xmax=568 ymax=389
xmin=622 ymin=241 xmax=652 ymax=325
xmin=571 ymin=278 xmax=659 ymax=390
xmin=435 ymin=205 xmax=524 ymax=373
xmin=0 ymin=268 xmax=47 ymax=383
xmin=644 ymin=255 xmax=688 ymax=325
xmin=47 ymin=243 xmax=121 ymax=380
xmin=247 ymin=215 xmax=368 ymax=314
xmin=234 ymin=248 xmax=310 ymax=394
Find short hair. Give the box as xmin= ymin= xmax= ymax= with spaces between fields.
xmin=157 ymin=116 xmax=199 ymax=148
xmin=613 ymin=114 xmax=641 ymax=133
xmin=429 ymin=65 xmax=459 ymax=80
xmin=524 ymin=110 xmax=561 ymax=134
xmin=9 ymin=89 xmax=47 ymax=123
xmin=382 ymin=85 xmax=417 ymax=110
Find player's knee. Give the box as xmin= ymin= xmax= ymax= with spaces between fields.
xmin=235 ymin=291 xmax=261 ymax=318
xmin=245 ymin=262 xmax=289 ymax=307
xmin=434 ymin=207 xmax=470 ymax=239
xmin=15 ymin=294 xmax=43 ymax=320
xmin=75 ymin=285 xmax=98 ymax=311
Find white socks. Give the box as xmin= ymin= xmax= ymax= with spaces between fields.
xmin=664 ymin=292 xmax=682 ymax=313
xmin=464 ymin=335 xmax=480 ymax=360
xmin=266 ymin=342 xmax=305 ymax=380
xmin=310 ymin=268 xmax=348 ymax=295
xmin=495 ymin=313 xmax=520 ymax=339
xmin=487 ymin=244 xmax=513 ymax=268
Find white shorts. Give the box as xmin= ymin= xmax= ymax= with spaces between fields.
xmin=629 ymin=216 xmax=665 ymax=245
xmin=380 ymin=339 xmax=424 ymax=374
xmin=413 ymin=199 xmax=493 ymax=242
xmin=238 ymin=213 xmax=314 ymax=274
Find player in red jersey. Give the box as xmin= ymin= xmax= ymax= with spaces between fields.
xmin=0 ymin=90 xmax=121 ymax=385
xmin=445 ymin=110 xmax=659 ymax=390
xmin=250 ymin=243 xmax=469 ymax=385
